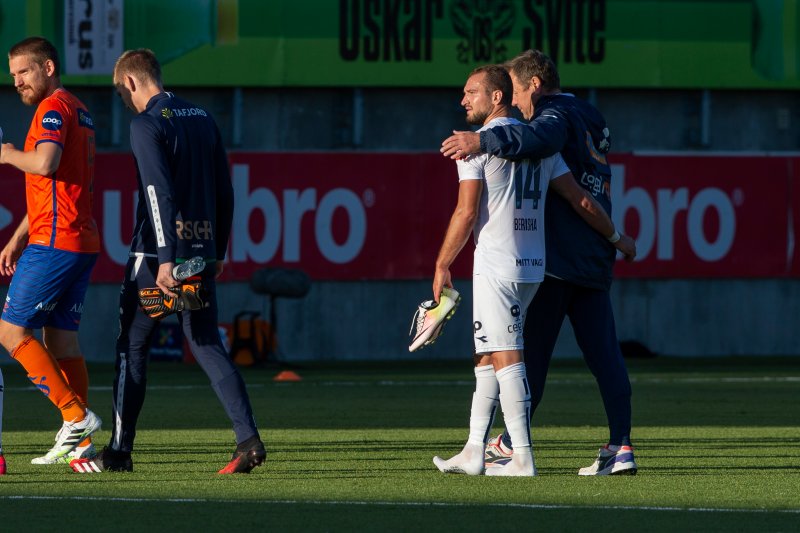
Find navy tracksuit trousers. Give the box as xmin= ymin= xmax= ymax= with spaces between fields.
xmin=524 ymin=276 xmax=632 ymax=445
xmin=109 ymin=256 xmax=259 ymax=453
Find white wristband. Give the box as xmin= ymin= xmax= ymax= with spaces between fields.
xmin=607 ymin=230 xmax=621 ymax=244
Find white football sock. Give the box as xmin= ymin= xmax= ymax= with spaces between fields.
xmin=467 ymin=364 xmax=498 ymax=447
xmin=487 ymin=362 xmax=536 ymax=477
xmin=433 ymin=442 xmax=484 ymax=476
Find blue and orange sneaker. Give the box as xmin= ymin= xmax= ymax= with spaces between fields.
xmin=578 ymin=444 xmax=637 ymax=476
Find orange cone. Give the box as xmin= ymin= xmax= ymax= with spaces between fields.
xmin=273 ymin=370 xmax=302 ymax=382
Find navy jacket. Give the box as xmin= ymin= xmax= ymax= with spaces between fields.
xmin=128 ymin=92 xmax=234 ymax=265
xmin=479 ymin=93 xmax=616 ymax=290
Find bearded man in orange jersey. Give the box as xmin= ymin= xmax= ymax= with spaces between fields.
xmin=0 ymin=37 xmax=101 ymax=468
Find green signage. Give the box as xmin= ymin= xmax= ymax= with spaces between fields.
xmin=0 ymin=0 xmax=798 ymax=88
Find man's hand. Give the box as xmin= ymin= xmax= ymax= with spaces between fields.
xmin=0 ymin=240 xmax=23 ymax=276
xmin=0 ymin=142 xmax=17 ymax=165
xmin=441 ymin=131 xmax=481 ymax=160
xmin=615 ymin=234 xmax=637 ymax=262
xmin=0 ymin=216 xmax=29 ymax=277
xmin=432 ymin=266 xmax=452 ymax=303
xmin=156 ymin=261 xmax=179 ymax=295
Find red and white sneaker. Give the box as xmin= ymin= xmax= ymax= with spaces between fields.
xmin=484 ymin=434 xmax=513 ymax=468
xmin=578 ymin=444 xmax=638 ymax=476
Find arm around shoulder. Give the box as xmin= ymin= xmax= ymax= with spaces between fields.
xmin=551 ymin=172 xmax=636 ymax=261
xmin=481 ymin=116 xmax=568 ymax=160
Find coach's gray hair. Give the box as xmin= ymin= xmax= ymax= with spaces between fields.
xmin=506 ymin=50 xmax=560 ymax=91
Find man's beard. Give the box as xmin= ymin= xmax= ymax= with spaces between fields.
xmin=466 ymin=108 xmax=489 ymax=125
xmin=18 ymin=84 xmax=47 ymax=106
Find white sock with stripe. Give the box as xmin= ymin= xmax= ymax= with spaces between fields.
xmin=487 ymin=362 xmax=536 ymax=476
xmin=432 ymin=364 xmax=497 ymax=476
xmin=467 ymin=364 xmax=498 ymax=446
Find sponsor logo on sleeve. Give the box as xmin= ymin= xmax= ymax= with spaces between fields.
xmin=41 ymin=110 xmax=64 ymax=131
xmin=78 ymin=109 xmax=95 ymax=130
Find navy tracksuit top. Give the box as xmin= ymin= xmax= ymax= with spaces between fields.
xmin=128 ymin=92 xmax=234 ymax=265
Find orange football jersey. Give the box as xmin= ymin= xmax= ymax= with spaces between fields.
xmin=24 ymin=88 xmax=100 ymax=253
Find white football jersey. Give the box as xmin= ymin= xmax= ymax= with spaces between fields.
xmin=457 ymin=117 xmax=570 ymax=282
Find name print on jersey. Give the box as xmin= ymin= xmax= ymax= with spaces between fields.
xmin=514 ymin=217 xmax=538 ymax=231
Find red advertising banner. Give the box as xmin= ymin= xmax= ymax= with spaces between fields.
xmin=790 ymin=157 xmax=800 ymax=277
xmin=0 ymin=152 xmax=796 ymax=282
xmin=609 ymin=154 xmax=795 ymax=278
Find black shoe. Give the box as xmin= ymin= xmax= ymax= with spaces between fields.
xmin=218 ymin=437 xmax=266 ymax=474
xmin=71 ymin=446 xmax=133 ymax=473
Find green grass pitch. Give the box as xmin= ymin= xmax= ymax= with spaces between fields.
xmin=0 ymin=356 xmax=798 ymax=532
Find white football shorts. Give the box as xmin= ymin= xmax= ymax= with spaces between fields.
xmin=472 ymin=273 xmax=539 ymax=354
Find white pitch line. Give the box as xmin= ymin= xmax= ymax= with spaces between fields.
xmin=2 ymin=376 xmax=799 ymax=393
xmin=0 ymin=495 xmax=798 ymax=514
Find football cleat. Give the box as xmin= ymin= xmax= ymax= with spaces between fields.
xmin=218 ymin=437 xmax=266 ymax=474
xmin=39 ymin=409 xmax=101 ymax=463
xmin=578 ymin=444 xmax=638 ymax=476
xmin=408 ymin=287 xmax=461 ymax=352
xmin=484 ymin=434 xmax=513 ymax=467
xmin=70 ymin=446 xmax=133 ymax=473
xmin=0 ymin=453 xmax=6 ymax=475
xmin=173 ymin=256 xmax=206 ymax=281
xmin=32 ymin=441 xmax=97 ymax=465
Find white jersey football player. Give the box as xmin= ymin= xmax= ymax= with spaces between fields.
xmin=431 ymin=65 xmax=634 ymax=476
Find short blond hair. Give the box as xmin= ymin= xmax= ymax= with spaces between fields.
xmin=114 ymin=48 xmax=162 ymax=85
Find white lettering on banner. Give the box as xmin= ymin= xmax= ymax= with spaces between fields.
xmin=316 ymin=188 xmax=367 ymax=263
xmin=284 ymin=189 xmax=317 ymax=262
xmin=688 ymin=189 xmax=736 ymax=261
xmin=231 ymin=164 xmax=368 ymax=264
xmin=232 ymin=164 xmax=281 ymax=263
xmin=611 ymin=164 xmax=736 ymax=262
xmin=103 ymin=190 xmax=137 ymax=265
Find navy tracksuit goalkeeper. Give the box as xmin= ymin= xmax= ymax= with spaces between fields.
xmin=78 ymin=49 xmax=265 ymax=474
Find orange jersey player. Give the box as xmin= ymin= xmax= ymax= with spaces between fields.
xmin=0 ymin=37 xmax=101 ymax=469
xmin=24 ymin=87 xmax=99 ymax=253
